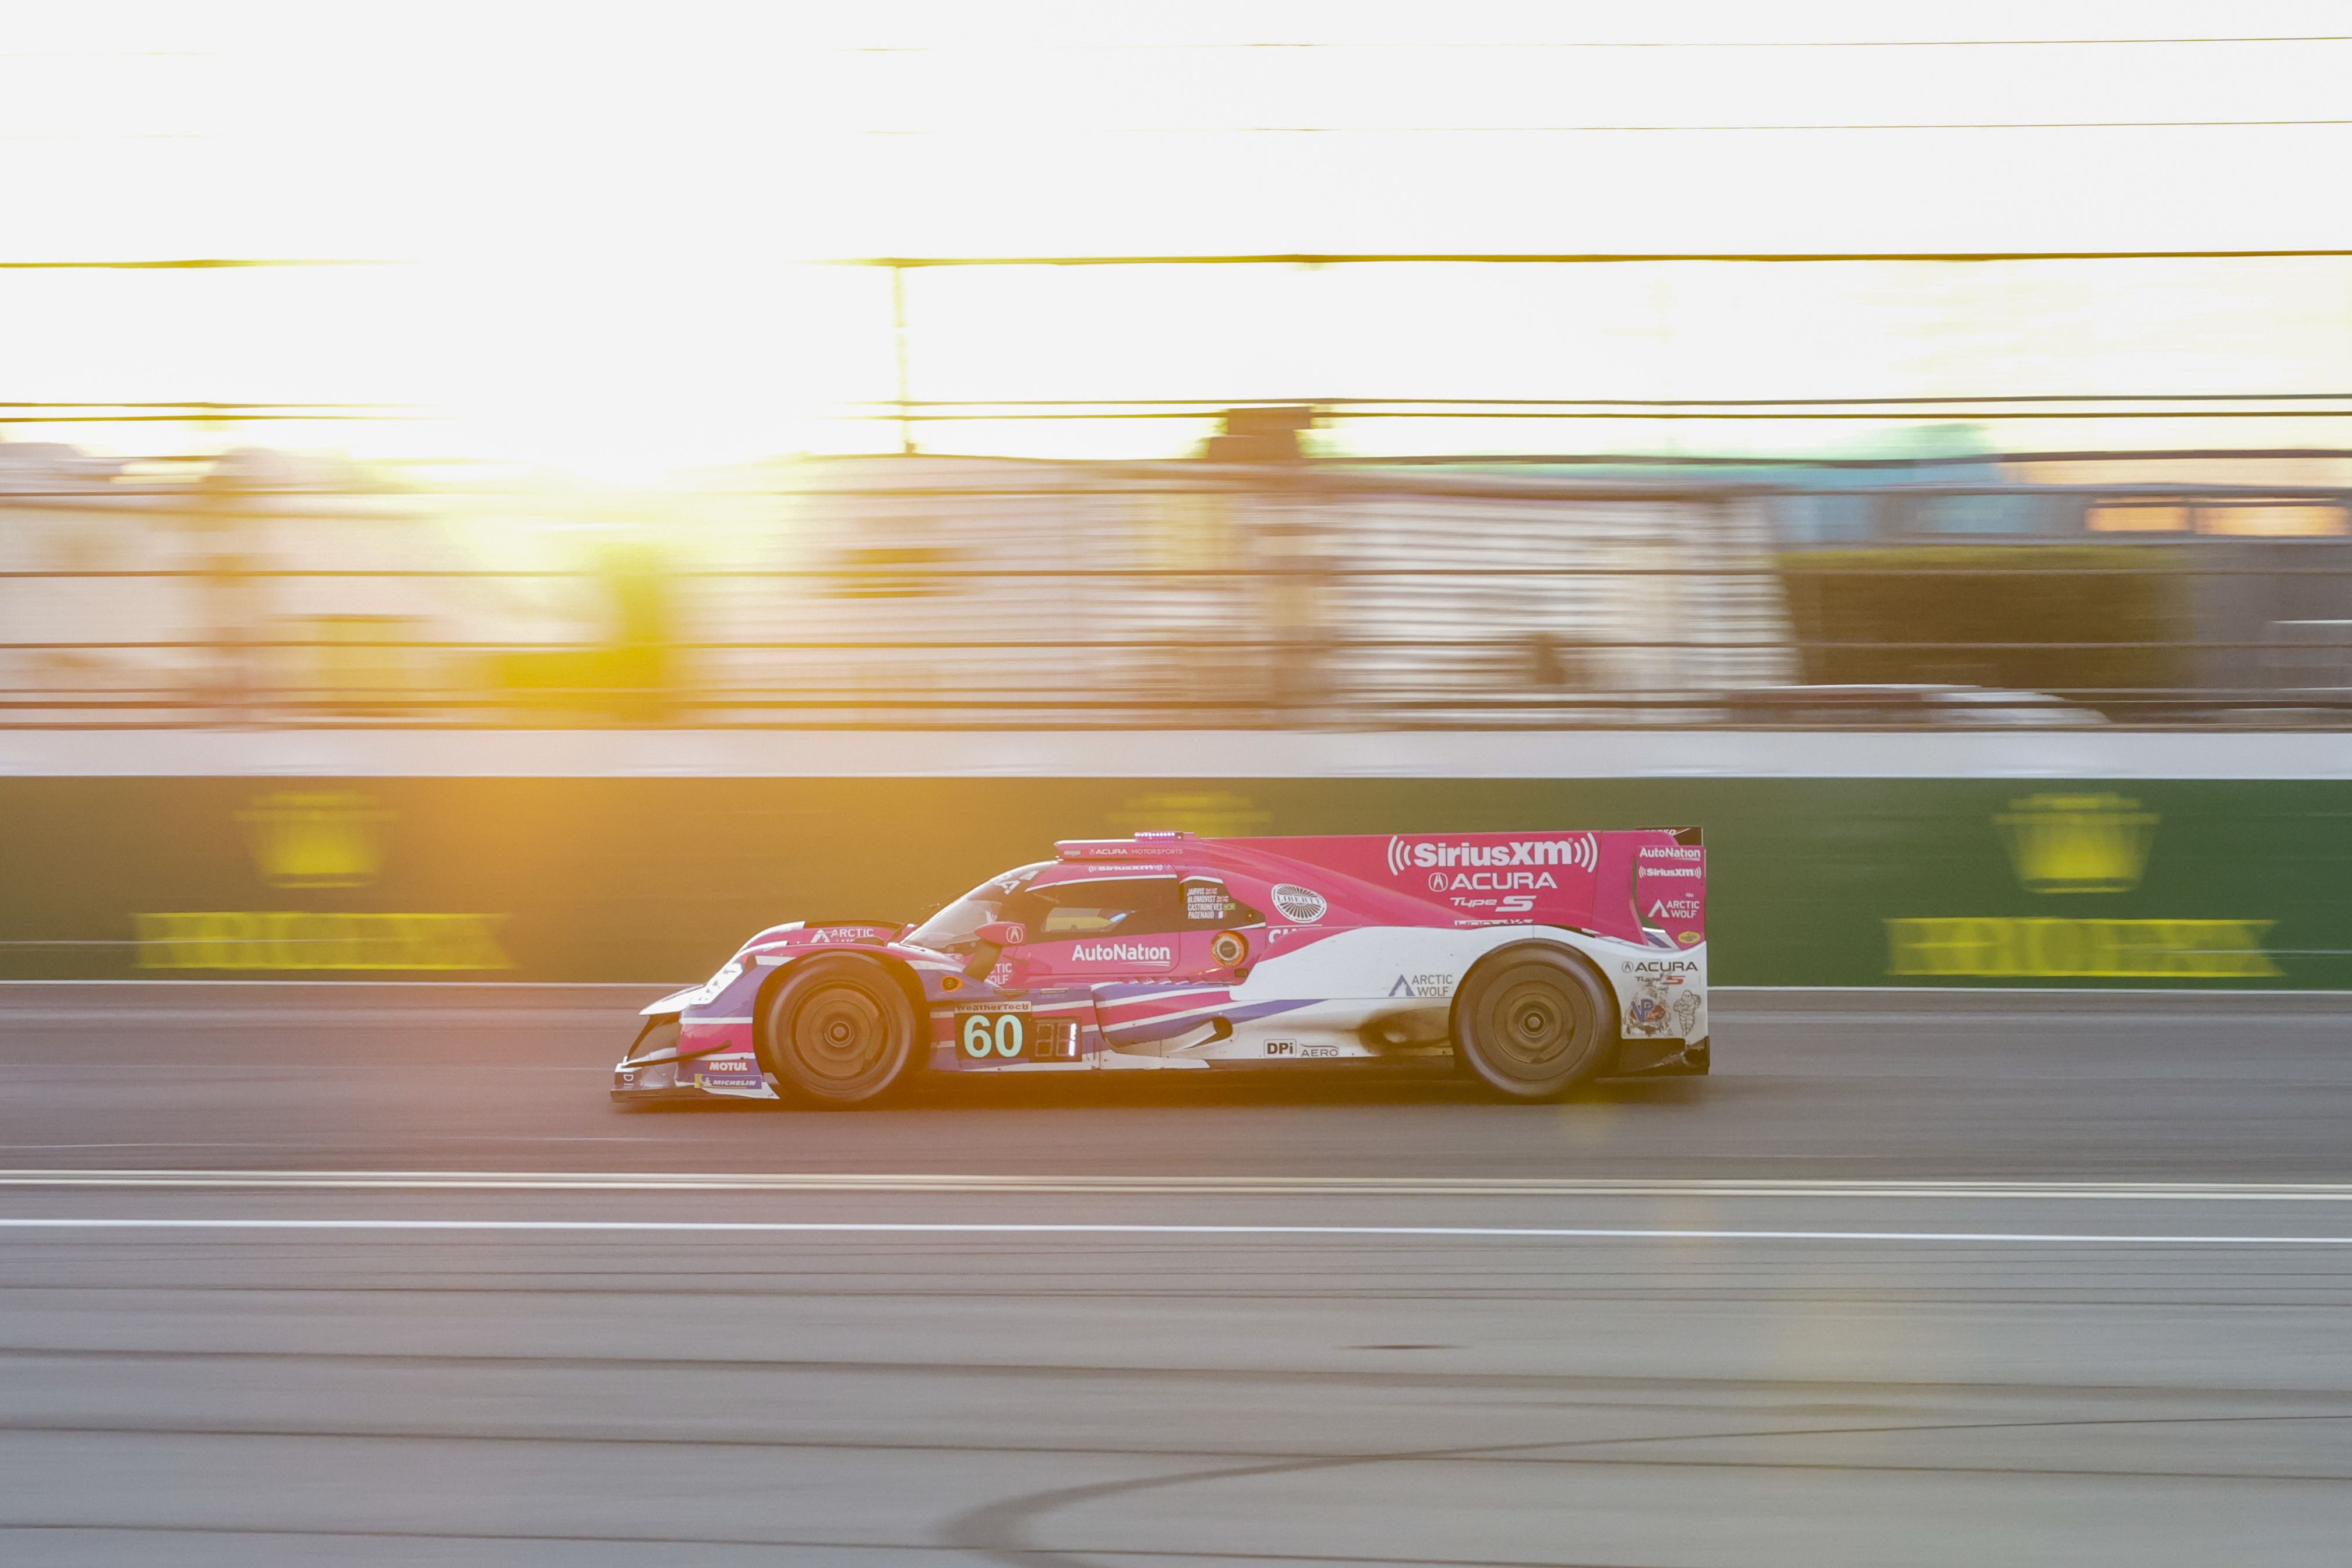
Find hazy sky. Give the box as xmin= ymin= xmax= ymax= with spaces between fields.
xmin=5 ymin=1 xmax=2349 ymax=474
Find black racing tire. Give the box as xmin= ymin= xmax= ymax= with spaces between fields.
xmin=758 ymin=955 xmax=920 ymax=1108
xmin=1450 ymin=945 xmax=1616 ymax=1101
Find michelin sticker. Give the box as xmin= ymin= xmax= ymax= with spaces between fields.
xmin=691 ymin=1051 xmax=765 ymax=1086
xmin=1270 ymin=884 xmax=1328 ymax=923
xmin=1671 ymin=991 xmax=1703 ymax=1036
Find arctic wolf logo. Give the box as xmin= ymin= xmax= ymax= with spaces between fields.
xmin=1385 ymin=835 xmax=1597 ymax=877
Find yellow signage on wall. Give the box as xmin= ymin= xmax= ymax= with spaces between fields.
xmin=136 ymin=912 xmax=512 ymax=972
xmin=1889 ymin=793 xmax=2279 ymax=979
xmin=238 ymin=791 xmax=393 ymax=889
xmin=1994 ymin=793 xmax=2157 ymax=894
xmin=1888 ymin=917 xmax=2279 ymax=979
xmin=136 ymin=792 xmax=514 ymax=969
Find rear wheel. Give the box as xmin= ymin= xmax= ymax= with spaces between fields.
xmin=760 ymin=955 xmax=919 ymax=1107
xmin=1452 ymin=946 xmax=1614 ymax=1100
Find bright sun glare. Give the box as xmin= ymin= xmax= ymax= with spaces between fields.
xmin=5 ymin=0 xmax=2350 ymax=476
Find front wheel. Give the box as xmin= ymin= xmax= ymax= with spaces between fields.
xmin=760 ymin=955 xmax=919 ymax=1108
xmin=1452 ymin=946 xmax=1614 ymax=1101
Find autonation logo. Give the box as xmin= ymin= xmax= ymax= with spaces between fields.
xmin=1385 ymin=834 xmax=1597 ymax=877
xmin=1070 ymin=941 xmax=1174 ymax=963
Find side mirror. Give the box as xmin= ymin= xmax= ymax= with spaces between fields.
xmin=963 ymin=920 xmax=1026 ymax=981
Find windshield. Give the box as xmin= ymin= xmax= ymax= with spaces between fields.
xmin=905 ymin=863 xmax=1048 ymax=951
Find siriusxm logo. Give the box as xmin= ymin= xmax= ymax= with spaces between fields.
xmin=1386 ymin=835 xmax=1597 ymax=877
xmin=1070 ymin=941 xmax=1173 ymax=963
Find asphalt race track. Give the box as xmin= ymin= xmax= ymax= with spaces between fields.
xmin=7 ymin=982 xmax=2352 ymax=1180
xmin=1 ymin=983 xmax=2349 ymax=1566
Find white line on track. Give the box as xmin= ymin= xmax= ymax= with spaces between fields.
xmin=3 ymin=1218 xmax=2352 ymax=1245
xmin=5 ymin=1171 xmax=2352 ymax=1200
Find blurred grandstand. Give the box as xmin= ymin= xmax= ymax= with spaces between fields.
xmin=5 ymin=428 xmax=2352 ymax=728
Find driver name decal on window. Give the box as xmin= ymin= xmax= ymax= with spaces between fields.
xmin=1185 ymin=882 xmax=1233 ymax=921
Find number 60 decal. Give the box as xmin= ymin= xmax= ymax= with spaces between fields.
xmin=960 ymin=1012 xmax=1025 ymax=1059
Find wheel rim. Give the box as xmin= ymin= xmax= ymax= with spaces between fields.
xmin=1472 ymin=962 xmax=1597 ymax=1085
xmin=1491 ymin=979 xmax=1574 ymax=1069
xmin=789 ymin=983 xmax=891 ymax=1085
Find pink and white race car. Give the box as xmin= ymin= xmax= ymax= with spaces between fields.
xmin=612 ymin=828 xmax=1708 ymax=1107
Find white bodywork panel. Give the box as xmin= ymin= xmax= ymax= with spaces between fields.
xmin=1168 ymin=924 xmax=1707 ymax=1062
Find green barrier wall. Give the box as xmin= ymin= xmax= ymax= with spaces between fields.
xmin=1 ymin=777 xmax=2340 ymax=986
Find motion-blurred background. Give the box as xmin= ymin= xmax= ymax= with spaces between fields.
xmin=6 ymin=1 xmax=2351 ymax=987
xmin=11 ymin=13 xmax=2352 ymax=1566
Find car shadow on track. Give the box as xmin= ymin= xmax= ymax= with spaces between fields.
xmin=630 ymin=1068 xmax=1715 ymax=1117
